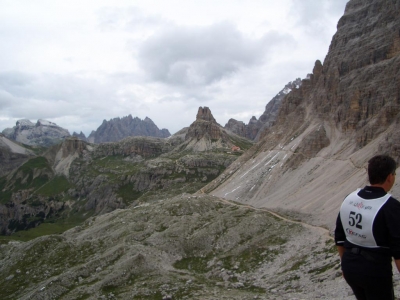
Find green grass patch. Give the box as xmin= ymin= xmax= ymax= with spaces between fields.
xmin=9 ymin=157 xmax=52 ymax=191
xmin=0 ymin=208 xmax=93 ymax=242
xmin=19 ymin=156 xmax=50 ymax=172
xmin=0 ymin=176 xmax=12 ymax=203
xmin=1 ymin=222 xmax=74 ymax=242
xmin=117 ymin=184 xmax=143 ymax=204
xmin=289 ymin=257 xmax=307 ymax=271
xmin=229 ymin=136 xmax=254 ymax=151
xmin=173 ymin=257 xmax=209 ymax=273
xmin=21 ymin=144 xmax=47 ymax=155
xmin=133 ymin=291 xmax=163 ymax=300
xmin=36 ymin=175 xmax=72 ymax=196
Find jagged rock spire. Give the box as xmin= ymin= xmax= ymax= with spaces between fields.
xmin=196 ymin=107 xmax=216 ymax=123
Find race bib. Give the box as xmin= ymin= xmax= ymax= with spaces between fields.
xmin=340 ymin=189 xmax=391 ymax=248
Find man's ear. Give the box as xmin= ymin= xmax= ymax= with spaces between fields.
xmin=387 ymin=173 xmax=395 ymax=185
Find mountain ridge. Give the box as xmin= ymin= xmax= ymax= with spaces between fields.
xmin=87 ymin=115 xmax=171 ymax=144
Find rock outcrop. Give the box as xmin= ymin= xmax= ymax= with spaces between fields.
xmin=2 ymin=119 xmax=70 ymax=147
xmin=225 ymin=79 xmax=302 ymax=141
xmin=184 ymin=107 xmax=253 ymax=151
xmin=44 ymin=137 xmax=92 ymax=177
xmin=87 ymin=115 xmax=171 ymax=143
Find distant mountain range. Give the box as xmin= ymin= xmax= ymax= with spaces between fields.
xmin=2 ymin=115 xmax=171 ymax=146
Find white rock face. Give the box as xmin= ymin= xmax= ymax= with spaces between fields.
xmin=2 ymin=119 xmax=70 ymax=146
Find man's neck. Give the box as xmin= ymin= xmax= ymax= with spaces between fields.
xmin=370 ymin=183 xmax=389 ymax=193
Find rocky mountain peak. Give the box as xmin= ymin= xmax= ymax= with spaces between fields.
xmin=72 ymin=131 xmax=87 ymax=141
xmin=15 ymin=119 xmax=35 ymax=128
xmin=2 ymin=119 xmax=70 ymax=147
xmin=196 ymin=106 xmax=217 ymax=123
xmin=88 ymin=115 xmax=170 ymax=144
xmin=224 ymin=78 xmax=302 ymax=141
xmin=183 ymin=107 xmax=252 ymax=151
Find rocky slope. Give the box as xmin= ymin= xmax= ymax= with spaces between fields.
xmin=2 ymin=119 xmax=71 ymax=147
xmin=87 ymin=115 xmax=171 ymax=143
xmin=224 ymin=79 xmax=302 ymax=141
xmin=0 ymin=193 xmax=360 ymax=300
xmin=203 ymin=0 xmax=400 ymax=231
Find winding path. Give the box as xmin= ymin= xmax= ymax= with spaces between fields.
xmin=215 ymin=197 xmax=334 ymax=241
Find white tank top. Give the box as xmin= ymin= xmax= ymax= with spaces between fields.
xmin=340 ymin=189 xmax=391 ymax=248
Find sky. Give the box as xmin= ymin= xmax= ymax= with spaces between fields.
xmin=0 ymin=0 xmax=349 ymax=136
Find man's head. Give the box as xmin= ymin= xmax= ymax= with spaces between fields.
xmin=368 ymin=155 xmax=397 ymax=187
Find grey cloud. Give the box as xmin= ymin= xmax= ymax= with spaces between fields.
xmin=0 ymin=90 xmax=17 ymax=110
xmin=289 ymin=0 xmax=348 ymax=36
xmin=138 ymin=22 xmax=293 ymax=87
xmin=0 ymin=72 xmax=111 ymax=103
xmin=0 ymin=72 xmax=35 ymax=93
xmin=0 ymin=71 xmax=123 ymax=124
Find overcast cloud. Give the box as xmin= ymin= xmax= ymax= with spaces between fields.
xmin=0 ymin=0 xmax=349 ymax=136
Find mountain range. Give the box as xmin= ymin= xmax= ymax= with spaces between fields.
xmin=2 ymin=116 xmax=171 ymax=147
xmin=0 ymin=0 xmax=400 ymax=299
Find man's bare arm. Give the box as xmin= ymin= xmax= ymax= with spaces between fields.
xmin=337 ymin=245 xmax=345 ymax=260
xmin=395 ymin=259 xmax=400 ymax=272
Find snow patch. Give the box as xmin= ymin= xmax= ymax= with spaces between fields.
xmin=282 ymin=87 xmax=292 ymax=94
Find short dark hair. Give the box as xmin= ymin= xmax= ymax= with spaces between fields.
xmin=368 ymin=155 xmax=397 ymax=184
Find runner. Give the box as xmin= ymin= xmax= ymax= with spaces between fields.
xmin=335 ymin=155 xmax=400 ymax=300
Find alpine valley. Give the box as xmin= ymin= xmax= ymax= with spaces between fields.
xmin=1 ymin=0 xmax=400 ymax=299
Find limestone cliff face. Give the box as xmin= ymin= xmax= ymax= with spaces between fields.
xmin=88 ymin=115 xmax=171 ymax=143
xmin=44 ymin=137 xmax=92 ymax=177
xmin=327 ymin=0 xmax=399 ymax=136
xmin=273 ymin=0 xmax=400 ymax=149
